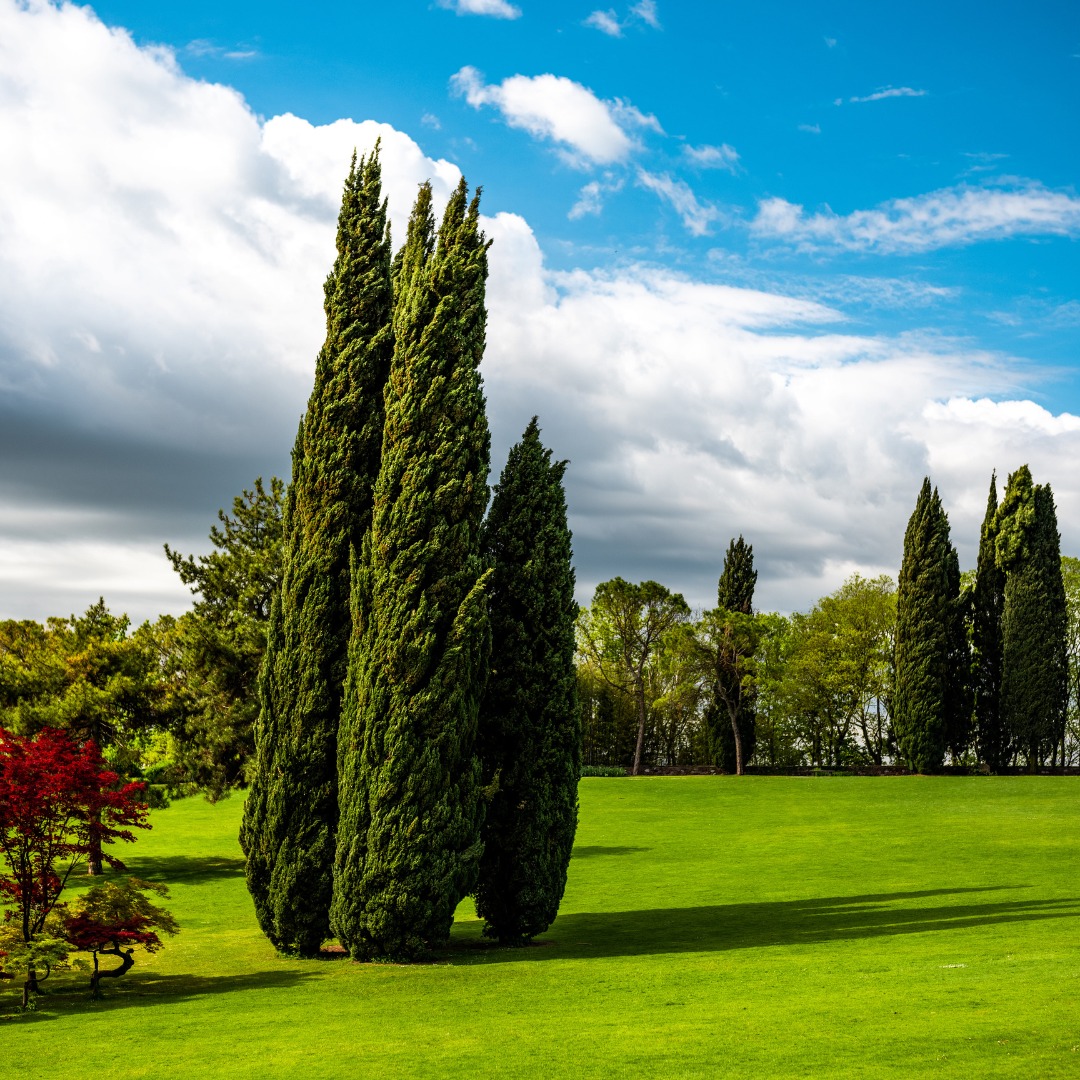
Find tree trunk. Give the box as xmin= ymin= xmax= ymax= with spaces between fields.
xmin=89 ymin=946 xmax=134 ymax=997
xmin=729 ymin=709 xmax=744 ymax=775
xmin=87 ymin=808 xmax=103 ymax=876
xmin=631 ymin=681 xmax=647 ymax=776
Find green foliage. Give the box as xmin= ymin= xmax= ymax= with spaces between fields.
xmin=706 ymin=536 xmax=758 ymax=773
xmin=332 ymin=178 xmax=491 ymax=960
xmin=576 ymin=578 xmax=691 ymax=775
xmin=998 ymin=472 xmax=1068 ymax=768
xmin=164 ymin=477 xmax=284 ymax=798
xmin=775 ymin=575 xmax=896 ymax=768
xmin=972 ymin=474 xmax=1008 ymax=769
xmin=579 ymin=764 xmax=628 ymax=777
xmin=474 ymin=418 xmax=580 ymax=944
xmin=1059 ymin=555 xmax=1080 ymax=765
xmin=893 ymin=479 xmax=966 ymax=772
xmin=242 ymin=146 xmax=393 ymax=956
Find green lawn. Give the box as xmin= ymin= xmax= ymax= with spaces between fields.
xmin=4 ymin=777 xmax=1079 ymax=1078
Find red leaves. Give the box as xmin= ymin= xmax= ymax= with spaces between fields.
xmin=0 ymin=726 xmax=149 ymax=942
xmin=63 ymin=911 xmax=162 ymax=954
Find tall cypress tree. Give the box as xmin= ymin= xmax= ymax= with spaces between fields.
xmin=474 ymin=418 xmax=580 ymax=945
xmin=973 ymin=473 xmax=1008 ymax=769
xmin=706 ymin=536 xmax=757 ymax=772
xmin=332 ymin=179 xmax=492 ymax=960
xmin=240 ymin=148 xmax=392 ymax=955
xmin=894 ymin=479 xmax=962 ymax=773
xmin=997 ymin=468 xmax=1068 ymax=769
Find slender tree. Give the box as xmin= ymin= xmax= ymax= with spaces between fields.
xmin=241 ymin=147 xmax=392 ymax=955
xmin=706 ymin=536 xmax=758 ymax=773
xmin=893 ymin=479 xmax=963 ymax=772
xmin=332 ymin=179 xmax=492 ymax=960
xmin=997 ymin=468 xmax=1068 ymax=769
xmin=973 ymin=474 xmax=1008 ymax=769
xmin=473 ymin=418 xmax=579 ymax=944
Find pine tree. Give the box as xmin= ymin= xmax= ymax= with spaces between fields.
xmin=893 ymin=479 xmax=963 ymax=772
xmin=997 ymin=468 xmax=1068 ymax=769
xmin=240 ymin=148 xmax=392 ymax=955
xmin=706 ymin=536 xmax=758 ymax=772
xmin=474 ymin=418 xmax=580 ymax=945
xmin=973 ymin=474 xmax=1008 ymax=769
xmin=332 ymin=179 xmax=492 ymax=960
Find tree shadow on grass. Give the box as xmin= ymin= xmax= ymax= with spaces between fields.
xmin=6 ymin=969 xmax=322 ymax=1017
xmin=445 ymin=886 xmax=1080 ymax=964
xmin=572 ymin=846 xmax=652 ymax=858
xmin=121 ymin=854 xmax=247 ymax=885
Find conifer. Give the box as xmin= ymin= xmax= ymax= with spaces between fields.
xmin=474 ymin=419 xmax=580 ymax=945
xmin=332 ymin=180 xmax=491 ymax=960
xmin=997 ymin=468 xmax=1068 ymax=768
xmin=973 ymin=474 xmax=1008 ymax=769
xmin=241 ymin=148 xmax=392 ymax=955
xmin=893 ymin=479 xmax=963 ymax=772
xmin=707 ymin=536 xmax=758 ymax=771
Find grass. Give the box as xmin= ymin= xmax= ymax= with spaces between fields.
xmin=3 ymin=776 xmax=1080 ymax=1078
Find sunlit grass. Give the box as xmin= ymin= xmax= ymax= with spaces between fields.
xmin=3 ymin=777 xmax=1079 ymax=1078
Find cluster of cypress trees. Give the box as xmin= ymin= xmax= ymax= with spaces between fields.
xmin=894 ymin=468 xmax=1067 ymax=773
xmin=242 ymin=149 xmax=580 ymax=959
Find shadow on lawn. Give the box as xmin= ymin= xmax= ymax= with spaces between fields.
xmin=448 ymin=886 xmax=1080 ymax=963
xmin=123 ymin=854 xmax=247 ymax=885
xmin=572 ymin=846 xmax=652 ymax=858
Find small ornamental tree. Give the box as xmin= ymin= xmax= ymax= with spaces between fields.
xmin=64 ymin=877 xmax=178 ymax=997
xmin=0 ymin=727 xmax=148 ymax=1008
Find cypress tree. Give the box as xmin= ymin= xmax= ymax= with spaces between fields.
xmin=332 ymin=179 xmax=492 ymax=960
xmin=973 ymin=473 xmax=1008 ymax=769
xmin=997 ymin=468 xmax=1068 ymax=768
xmin=706 ymin=536 xmax=757 ymax=772
xmin=893 ymin=479 xmax=962 ymax=772
xmin=240 ymin=148 xmax=392 ymax=955
xmin=943 ymin=541 xmax=973 ymax=761
xmin=474 ymin=418 xmax=580 ymax=945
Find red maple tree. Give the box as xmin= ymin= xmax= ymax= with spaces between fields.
xmin=0 ymin=726 xmax=149 ymax=1007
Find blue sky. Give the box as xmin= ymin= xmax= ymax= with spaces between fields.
xmin=0 ymin=0 xmax=1078 ymax=620
xmin=92 ymin=0 xmax=1080 ymax=390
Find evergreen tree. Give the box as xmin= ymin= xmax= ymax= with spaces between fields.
xmin=706 ymin=536 xmax=758 ymax=772
xmin=973 ymin=474 xmax=1008 ymax=769
xmin=474 ymin=418 xmax=580 ymax=945
xmin=893 ymin=479 xmax=963 ymax=772
xmin=997 ymin=468 xmax=1068 ymax=768
xmin=332 ymin=179 xmax=492 ymax=960
xmin=241 ymin=148 xmax=392 ymax=955
xmin=943 ymin=542 xmax=973 ymax=761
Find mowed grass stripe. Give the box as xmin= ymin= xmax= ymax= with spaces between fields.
xmin=3 ymin=777 xmax=1078 ymax=1078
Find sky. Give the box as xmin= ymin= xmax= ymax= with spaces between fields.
xmin=1 ymin=0 xmax=1078 ymax=623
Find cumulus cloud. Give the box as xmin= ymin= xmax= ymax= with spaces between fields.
xmin=436 ymin=0 xmax=521 ymax=19
xmin=683 ymin=143 xmax=740 ymax=172
xmin=3 ymin=0 xmax=1079 ymax=626
xmin=450 ymin=66 xmax=657 ymax=166
xmin=751 ymin=182 xmax=1080 ymax=254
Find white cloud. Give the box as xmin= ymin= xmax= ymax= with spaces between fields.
xmin=450 ymin=66 xmax=656 ymax=166
xmin=798 ymin=123 xmax=821 ymax=135
xmin=585 ymin=9 xmax=622 ymax=36
xmin=751 ymin=182 xmax=1080 ymax=254
xmin=683 ymin=143 xmax=740 ymax=172
xmin=636 ymin=170 xmax=721 ymax=235
xmin=824 ymin=36 xmax=837 ymax=48
xmin=845 ymin=86 xmax=928 ymax=104
xmin=3 ymin=0 xmax=1080 ymax=626
xmin=436 ymin=0 xmax=521 ymax=18
xmin=630 ymin=0 xmax=660 ymax=28
xmin=183 ymin=38 xmax=258 ymax=61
